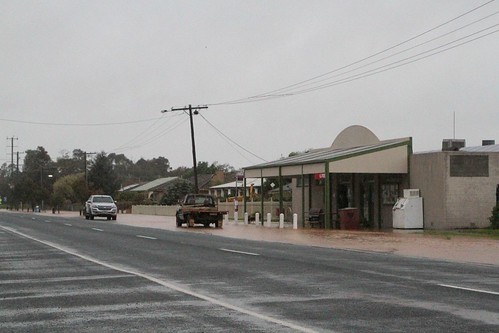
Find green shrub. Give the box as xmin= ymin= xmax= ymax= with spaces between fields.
xmin=490 ymin=205 xmax=499 ymax=229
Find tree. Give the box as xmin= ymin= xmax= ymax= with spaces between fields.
xmin=56 ymin=149 xmax=86 ymax=177
xmin=160 ymin=180 xmax=193 ymax=205
xmin=87 ymin=152 xmax=120 ymax=195
xmin=214 ymin=163 xmax=236 ymax=173
xmin=115 ymin=190 xmax=147 ymax=212
xmin=23 ymin=147 xmax=56 ymax=207
xmin=52 ymin=173 xmax=87 ymax=207
xmin=168 ymin=165 xmax=190 ymax=177
xmin=490 ymin=205 xmax=499 ymax=229
xmin=23 ymin=146 xmax=53 ymax=177
xmin=180 ymin=161 xmax=229 ymax=179
xmin=131 ymin=156 xmax=171 ymax=181
xmin=108 ymin=153 xmax=135 ymax=186
xmin=11 ymin=173 xmax=38 ymax=210
xmin=0 ymin=163 xmax=13 ymax=207
xmin=149 ymin=156 xmax=171 ymax=176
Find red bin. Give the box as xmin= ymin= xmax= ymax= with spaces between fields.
xmin=339 ymin=208 xmax=360 ymax=230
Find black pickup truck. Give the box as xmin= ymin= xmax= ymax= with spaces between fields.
xmin=176 ymin=194 xmax=227 ymax=228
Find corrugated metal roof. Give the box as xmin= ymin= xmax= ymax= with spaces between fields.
xmin=244 ymin=137 xmax=411 ymax=170
xmin=119 ymin=183 xmax=141 ymax=191
xmin=413 ymin=149 xmax=442 ymax=155
xmin=130 ymin=177 xmax=180 ymax=192
xmin=460 ymin=144 xmax=499 ymax=152
xmin=210 ymin=178 xmax=262 ymax=189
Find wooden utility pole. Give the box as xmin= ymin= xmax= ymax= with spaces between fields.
xmin=7 ymin=137 xmax=18 ymax=177
xmin=161 ymin=104 xmax=208 ymax=194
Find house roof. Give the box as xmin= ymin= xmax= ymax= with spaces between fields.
xmin=119 ymin=183 xmax=141 ymax=192
xmin=210 ymin=178 xmax=262 ymax=189
xmin=460 ymin=144 xmax=499 ymax=153
xmin=129 ymin=177 xmax=180 ymax=192
xmin=268 ymin=183 xmax=292 ymax=193
xmin=186 ymin=173 xmax=214 ymax=189
xmin=414 ymin=144 xmax=499 ymax=155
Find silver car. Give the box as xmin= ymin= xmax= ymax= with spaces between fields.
xmin=85 ymin=195 xmax=117 ymax=220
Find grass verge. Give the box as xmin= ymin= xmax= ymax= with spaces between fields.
xmin=425 ymin=228 xmax=499 ymax=240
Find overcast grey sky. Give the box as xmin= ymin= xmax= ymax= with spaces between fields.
xmin=1 ymin=0 xmax=498 ymax=169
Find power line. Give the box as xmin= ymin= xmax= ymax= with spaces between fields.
xmin=197 ymin=113 xmax=267 ymax=163
xmin=283 ymin=25 xmax=499 ymax=96
xmin=264 ymin=0 xmax=497 ymax=97
xmin=110 ymin=113 xmax=187 ymax=154
xmin=0 ymin=116 xmax=164 ymax=127
xmin=210 ymin=24 xmax=499 ymax=105
xmin=262 ymin=11 xmax=499 ymax=97
xmin=208 ymin=0 xmax=498 ymax=106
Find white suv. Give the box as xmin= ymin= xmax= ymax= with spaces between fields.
xmin=85 ymin=195 xmax=117 ymax=220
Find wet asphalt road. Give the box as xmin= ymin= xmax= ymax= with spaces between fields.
xmin=1 ymin=212 xmax=498 ymax=332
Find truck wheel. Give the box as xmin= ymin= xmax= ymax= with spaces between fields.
xmin=90 ymin=214 xmax=94 ymax=220
xmin=203 ymin=222 xmax=210 ymax=228
xmin=186 ymin=215 xmax=193 ymax=228
xmin=215 ymin=220 xmax=222 ymax=228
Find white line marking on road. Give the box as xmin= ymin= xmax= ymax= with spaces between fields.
xmin=439 ymin=284 xmax=499 ymax=296
xmin=1 ymin=274 xmax=135 ymax=285
xmin=136 ymin=235 xmax=157 ymax=240
xmin=0 ymin=226 xmax=317 ymax=333
xmin=91 ymin=228 xmax=104 ymax=232
xmin=219 ymin=248 xmax=260 ymax=256
xmin=64 ymin=223 xmax=72 ymax=227
xmin=44 ymin=220 xmax=51 ymax=223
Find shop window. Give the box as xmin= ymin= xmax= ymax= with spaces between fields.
xmin=382 ymin=184 xmax=399 ymax=205
xmin=296 ymin=176 xmax=310 ymax=187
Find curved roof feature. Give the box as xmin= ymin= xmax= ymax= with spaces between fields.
xmin=331 ymin=125 xmax=380 ymax=149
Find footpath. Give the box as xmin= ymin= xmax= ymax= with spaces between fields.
xmin=8 ymin=210 xmax=499 ymax=266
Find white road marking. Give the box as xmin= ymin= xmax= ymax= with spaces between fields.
xmin=136 ymin=235 xmax=157 ymax=240
xmin=1 ymin=274 xmax=135 ymax=285
xmin=91 ymin=228 xmax=104 ymax=232
xmin=219 ymin=248 xmax=260 ymax=256
xmin=0 ymin=226 xmax=317 ymax=333
xmin=44 ymin=220 xmax=51 ymax=223
xmin=439 ymin=284 xmax=499 ymax=296
xmin=64 ymin=223 xmax=72 ymax=227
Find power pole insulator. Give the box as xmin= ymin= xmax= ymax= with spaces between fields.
xmin=161 ymin=104 xmax=208 ymax=194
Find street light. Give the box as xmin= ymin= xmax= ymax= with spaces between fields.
xmin=39 ymin=167 xmax=55 ymax=212
xmin=84 ymin=152 xmax=96 ymax=189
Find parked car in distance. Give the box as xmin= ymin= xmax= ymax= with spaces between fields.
xmin=85 ymin=195 xmax=117 ymax=220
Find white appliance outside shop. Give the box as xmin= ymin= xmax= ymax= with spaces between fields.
xmin=392 ymin=189 xmax=423 ymax=229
